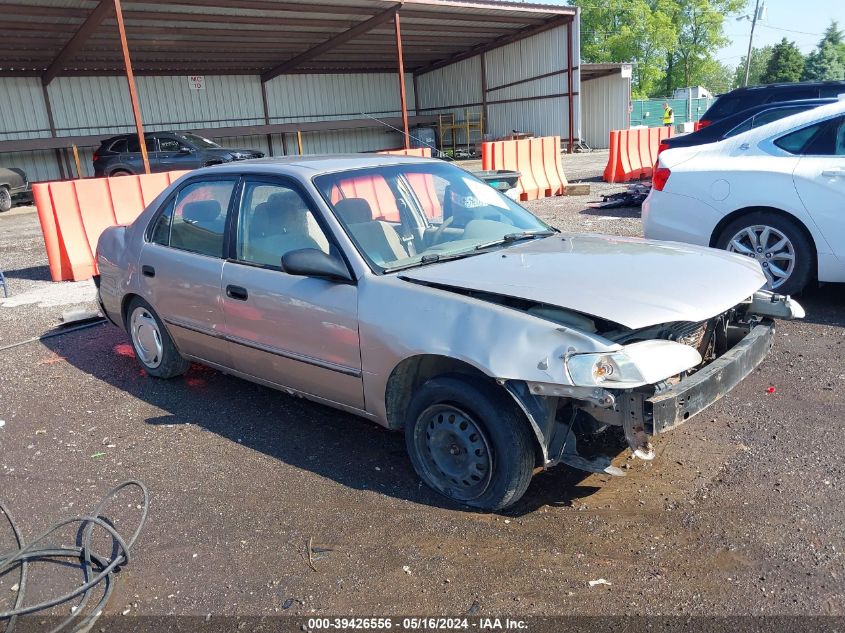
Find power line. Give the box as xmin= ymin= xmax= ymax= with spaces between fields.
xmin=759 ymin=23 xmax=825 ymax=37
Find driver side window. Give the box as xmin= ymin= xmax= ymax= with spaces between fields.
xmin=236 ymin=182 xmax=330 ymax=269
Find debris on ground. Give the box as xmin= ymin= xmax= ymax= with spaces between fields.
xmin=591 ymin=183 xmax=651 ymax=208
xmin=588 ymin=579 xmax=612 ymax=587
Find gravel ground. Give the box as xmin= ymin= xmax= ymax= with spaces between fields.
xmin=1 ymin=153 xmax=844 ymax=623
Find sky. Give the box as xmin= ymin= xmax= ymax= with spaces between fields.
xmin=716 ymin=0 xmax=845 ymax=69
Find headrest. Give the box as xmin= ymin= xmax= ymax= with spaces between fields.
xmin=334 ymin=198 xmax=373 ymax=224
xmin=181 ymin=200 xmax=221 ymax=224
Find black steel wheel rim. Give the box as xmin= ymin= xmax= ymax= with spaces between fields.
xmin=414 ymin=404 xmax=493 ymax=501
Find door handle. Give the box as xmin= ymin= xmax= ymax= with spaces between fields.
xmin=821 ymin=167 xmax=845 ymax=178
xmin=141 ymin=265 xmax=155 ymax=278
xmin=226 ymin=285 xmax=248 ymax=301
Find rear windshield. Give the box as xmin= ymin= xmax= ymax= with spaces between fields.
xmin=703 ymin=96 xmax=745 ymax=121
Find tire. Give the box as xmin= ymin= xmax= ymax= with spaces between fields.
xmin=0 ymin=187 xmax=11 ymax=213
xmin=715 ymin=211 xmax=813 ymax=296
xmin=126 ymin=297 xmax=190 ymax=379
xmin=110 ymin=169 xmax=133 ymax=177
xmin=404 ymin=374 xmax=536 ymax=511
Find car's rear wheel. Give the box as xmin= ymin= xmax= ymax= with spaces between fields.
xmin=716 ymin=212 xmax=813 ymax=295
xmin=404 ymin=374 xmax=535 ymax=511
xmin=126 ymin=297 xmax=190 ymax=379
xmin=0 ymin=187 xmax=11 ymax=212
xmin=110 ymin=169 xmax=133 ymax=177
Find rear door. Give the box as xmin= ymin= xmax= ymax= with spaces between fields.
xmin=139 ymin=177 xmax=239 ymax=368
xmin=123 ymin=136 xmax=160 ymax=173
xmin=220 ymin=176 xmax=364 ymax=408
xmin=790 ymin=115 xmax=845 ymax=265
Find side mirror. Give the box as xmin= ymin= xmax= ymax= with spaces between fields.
xmin=178 ymin=147 xmax=193 ymax=155
xmin=281 ymin=248 xmax=353 ymax=283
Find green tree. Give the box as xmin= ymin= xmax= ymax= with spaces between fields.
xmin=698 ymin=60 xmax=734 ymax=94
xmin=664 ymin=0 xmax=745 ymax=92
xmin=802 ymin=41 xmax=845 ymax=80
xmin=573 ymin=0 xmax=677 ymax=98
xmin=760 ymin=38 xmax=805 ymax=83
xmin=735 ymin=45 xmax=773 ymax=87
xmin=801 ymin=21 xmax=845 ymax=80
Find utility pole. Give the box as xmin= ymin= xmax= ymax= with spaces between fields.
xmin=743 ymin=0 xmax=762 ymax=87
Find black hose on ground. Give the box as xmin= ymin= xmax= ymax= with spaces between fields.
xmin=0 ymin=480 xmax=149 ymax=633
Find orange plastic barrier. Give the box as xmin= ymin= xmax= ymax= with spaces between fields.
xmin=378 ymin=148 xmax=432 ymax=157
xmin=480 ymin=136 xmax=568 ymax=201
xmin=604 ymin=127 xmax=674 ymax=183
xmin=34 ymin=170 xmax=190 ymax=282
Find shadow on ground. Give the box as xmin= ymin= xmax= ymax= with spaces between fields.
xmin=43 ymin=324 xmax=611 ymax=517
xmin=3 ymin=264 xmax=51 ymax=282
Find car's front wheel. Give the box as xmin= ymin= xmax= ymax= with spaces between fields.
xmin=126 ymin=297 xmax=190 ymax=379
xmin=716 ymin=212 xmax=813 ymax=295
xmin=404 ymin=374 xmax=536 ymax=511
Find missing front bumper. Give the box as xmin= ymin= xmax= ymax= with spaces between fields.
xmin=647 ymin=319 xmax=776 ymax=434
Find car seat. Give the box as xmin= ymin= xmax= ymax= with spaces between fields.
xmin=334 ymin=198 xmax=408 ymax=266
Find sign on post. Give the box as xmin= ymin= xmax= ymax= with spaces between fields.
xmin=187 ymin=76 xmax=205 ymax=90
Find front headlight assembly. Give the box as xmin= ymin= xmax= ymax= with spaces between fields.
xmin=566 ymin=340 xmax=703 ymax=388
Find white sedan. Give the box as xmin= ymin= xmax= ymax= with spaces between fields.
xmin=643 ymin=99 xmax=845 ymax=295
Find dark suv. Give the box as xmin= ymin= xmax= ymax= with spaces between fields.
xmin=93 ymin=132 xmax=264 ymax=177
xmin=699 ymin=81 xmax=845 ymax=128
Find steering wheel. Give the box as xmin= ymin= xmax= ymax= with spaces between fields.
xmin=429 ymin=216 xmax=455 ymax=247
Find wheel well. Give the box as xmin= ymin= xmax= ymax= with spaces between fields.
xmin=384 ymin=355 xmax=545 ymax=466
xmin=120 ymin=293 xmax=140 ymax=329
xmin=385 ymin=355 xmax=486 ymax=430
xmin=709 ymin=206 xmax=817 ymax=253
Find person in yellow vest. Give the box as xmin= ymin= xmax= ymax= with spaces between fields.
xmin=662 ymin=102 xmax=675 ymax=128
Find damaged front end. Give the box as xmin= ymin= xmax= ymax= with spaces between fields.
xmin=503 ymin=291 xmax=802 ymax=477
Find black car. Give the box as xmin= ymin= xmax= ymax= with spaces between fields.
xmin=699 ymin=80 xmax=845 ymax=127
xmin=92 ymin=132 xmax=264 ymax=177
xmin=662 ymin=98 xmax=836 ymax=153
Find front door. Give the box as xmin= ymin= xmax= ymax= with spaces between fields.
xmin=157 ymin=136 xmax=204 ymax=171
xmin=220 ymin=177 xmax=364 ymax=409
xmin=139 ymin=177 xmax=238 ymax=368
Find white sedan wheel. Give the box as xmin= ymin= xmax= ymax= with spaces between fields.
xmin=726 ymin=224 xmax=795 ymax=290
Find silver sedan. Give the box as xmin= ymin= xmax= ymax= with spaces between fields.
xmin=96 ymin=155 xmax=803 ymax=510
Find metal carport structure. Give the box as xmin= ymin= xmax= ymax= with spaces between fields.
xmin=0 ymin=0 xmax=580 ymax=180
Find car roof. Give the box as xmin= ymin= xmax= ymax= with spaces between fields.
xmin=715 ymin=80 xmax=845 ymax=97
xmin=193 ymin=153 xmax=437 ymax=177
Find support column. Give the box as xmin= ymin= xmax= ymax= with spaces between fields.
xmin=480 ymin=52 xmax=488 ymax=135
xmin=566 ymin=19 xmax=574 ymax=154
xmin=41 ymin=84 xmax=66 ymax=180
xmin=261 ymin=81 xmax=274 ymax=157
xmin=394 ymin=12 xmax=410 ymax=149
xmin=114 ymin=0 xmax=149 ymax=174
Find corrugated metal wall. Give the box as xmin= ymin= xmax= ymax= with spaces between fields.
xmin=414 ymin=23 xmax=580 ymax=142
xmin=0 ymin=17 xmax=583 ymax=181
xmin=264 ymin=72 xmax=413 ymax=154
xmin=581 ymin=72 xmax=630 ymax=149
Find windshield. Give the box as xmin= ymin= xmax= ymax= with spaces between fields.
xmin=313 ymin=162 xmax=553 ymax=272
xmin=178 ymin=133 xmax=221 ymax=149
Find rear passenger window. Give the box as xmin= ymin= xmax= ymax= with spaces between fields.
xmin=168 ymin=180 xmax=236 ymax=257
xmin=149 ymin=200 xmax=174 ymax=246
xmin=774 ymin=122 xmax=824 ymax=154
xmin=109 ymin=139 xmax=128 ymax=153
xmin=753 ymin=107 xmax=806 ymax=128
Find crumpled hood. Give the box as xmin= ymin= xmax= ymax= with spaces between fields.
xmin=400 ymin=233 xmax=766 ymax=329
